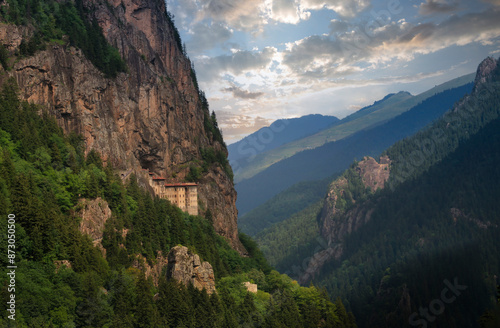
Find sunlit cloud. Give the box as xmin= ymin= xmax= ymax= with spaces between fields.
xmin=167 ymin=0 xmax=500 ymax=142
xmin=299 ymin=0 xmax=371 ymax=17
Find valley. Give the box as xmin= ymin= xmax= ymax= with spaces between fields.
xmin=0 ymin=0 xmax=499 ymax=327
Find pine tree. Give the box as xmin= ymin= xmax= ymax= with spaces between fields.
xmin=110 ymin=271 xmax=136 ymax=328
xmin=134 ymin=274 xmax=159 ymax=327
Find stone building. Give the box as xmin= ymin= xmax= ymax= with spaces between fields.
xmin=147 ymin=172 xmax=198 ymax=215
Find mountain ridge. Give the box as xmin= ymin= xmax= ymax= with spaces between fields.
xmin=228 ymin=114 xmax=339 ymax=180
xmin=233 ymin=73 xmax=474 ymax=184
xmin=254 ymin=57 xmax=500 ymax=327
xmin=237 ymin=81 xmax=474 ymax=216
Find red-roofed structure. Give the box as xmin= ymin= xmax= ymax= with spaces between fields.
xmin=145 ymin=171 xmax=198 ymax=215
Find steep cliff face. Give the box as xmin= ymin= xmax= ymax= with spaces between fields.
xmin=473 ymin=56 xmax=498 ymax=91
xmin=166 ymin=246 xmax=216 ymax=294
xmin=297 ymin=156 xmax=391 ymax=284
xmin=132 ymin=252 xmax=169 ymax=286
xmin=78 ymin=197 xmax=113 ymax=254
xmin=0 ymin=0 xmax=244 ymax=253
xmin=318 ymin=156 xmax=390 ymax=246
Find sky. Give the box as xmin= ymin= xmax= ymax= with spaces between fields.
xmin=165 ymin=0 xmax=500 ymax=144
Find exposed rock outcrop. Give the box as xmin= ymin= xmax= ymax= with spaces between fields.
xmin=473 ymin=56 xmax=498 ymax=91
xmin=243 ymin=282 xmax=258 ymax=293
xmin=54 ymin=260 xmax=72 ymax=272
xmin=356 ymin=155 xmax=391 ymax=191
xmin=319 ymin=156 xmax=390 ymax=246
xmin=298 ymin=245 xmax=343 ymax=285
xmin=132 ymin=252 xmax=169 ymax=286
xmin=78 ymin=197 xmax=112 ymax=254
xmin=0 ymin=0 xmax=245 ymax=254
xmin=451 ymin=207 xmax=498 ymax=229
xmin=300 ymin=156 xmax=390 ymax=284
xmin=166 ymin=246 xmax=216 ymax=294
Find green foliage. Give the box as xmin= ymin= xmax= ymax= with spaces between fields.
xmin=239 ymin=233 xmax=272 ymax=274
xmin=0 ymin=0 xmax=127 ymax=77
xmin=239 ymin=175 xmax=333 ymax=236
xmin=186 ymin=164 xmax=202 ymax=182
xmin=256 ymin=201 xmax=323 ymax=273
xmin=202 ymin=101 xmax=225 ymax=145
xmin=311 ymin=60 xmax=500 ymax=327
xmin=199 ymin=146 xmax=234 ymax=182
xmin=217 ymin=270 xmax=355 ymax=327
xmin=0 ymin=79 xmax=347 ymax=327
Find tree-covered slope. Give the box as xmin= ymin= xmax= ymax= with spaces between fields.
xmin=318 ymin=112 xmax=500 ymax=328
xmin=239 ymin=175 xmax=335 ymax=236
xmin=308 ymin=57 xmax=500 ymax=327
xmin=236 ymin=82 xmax=473 ymax=216
xmin=0 ymin=77 xmax=356 ymax=327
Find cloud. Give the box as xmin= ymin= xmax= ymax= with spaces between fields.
xmin=196 ymin=47 xmax=277 ymax=82
xmin=282 ymin=35 xmax=342 ymax=73
xmin=187 ymin=22 xmax=233 ymax=53
xmin=376 ymin=9 xmax=500 ymax=60
xmin=419 ymin=0 xmax=460 ymax=15
xmin=222 ymin=85 xmax=265 ymax=99
xmin=329 ymin=19 xmax=350 ymax=34
xmin=270 ymin=0 xmax=311 ymax=24
xmin=480 ymin=0 xmax=500 ymax=6
xmin=281 ymin=8 xmax=500 ymax=82
xmin=215 ymin=110 xmax=273 ymax=143
xmin=175 ymin=0 xmax=371 ymax=36
xmin=299 ymin=0 xmax=371 ymax=17
xmin=198 ymin=0 xmax=267 ymax=33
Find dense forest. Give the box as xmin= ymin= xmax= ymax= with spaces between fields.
xmin=240 ymin=176 xmax=335 ymax=236
xmin=0 ymin=0 xmax=359 ymax=321
xmin=257 ymin=58 xmax=500 ymax=327
xmin=0 ymin=75 xmax=358 ymax=327
xmin=236 ymin=82 xmax=473 ymax=215
xmin=320 ymin=112 xmax=500 ymax=327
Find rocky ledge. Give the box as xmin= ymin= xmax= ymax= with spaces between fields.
xmin=166 ymin=246 xmax=216 ymax=294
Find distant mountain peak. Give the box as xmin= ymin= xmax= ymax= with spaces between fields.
xmin=228 ymin=114 xmax=339 ymax=163
xmin=474 ymin=56 xmax=498 ymax=91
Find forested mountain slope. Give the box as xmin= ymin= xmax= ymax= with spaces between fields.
xmin=233 ymin=73 xmax=474 ymax=184
xmin=319 ymin=107 xmax=500 ymax=328
xmin=258 ymin=57 xmax=500 ymax=328
xmin=256 ymin=58 xmax=500 ymax=327
xmin=0 ymin=0 xmax=355 ymax=327
xmin=237 ymin=82 xmax=473 ymax=216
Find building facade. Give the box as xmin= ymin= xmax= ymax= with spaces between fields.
xmin=147 ymin=173 xmax=198 ymax=216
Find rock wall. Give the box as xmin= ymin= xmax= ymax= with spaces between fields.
xmin=166 ymin=246 xmax=216 ymax=294
xmin=0 ymin=0 xmax=245 ymax=254
xmin=300 ymin=156 xmax=391 ymax=283
xmin=356 ymin=156 xmax=391 ymax=192
xmin=319 ymin=156 xmax=390 ymax=246
xmin=132 ymin=252 xmax=169 ymax=287
xmin=78 ymin=197 xmax=112 ymax=254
